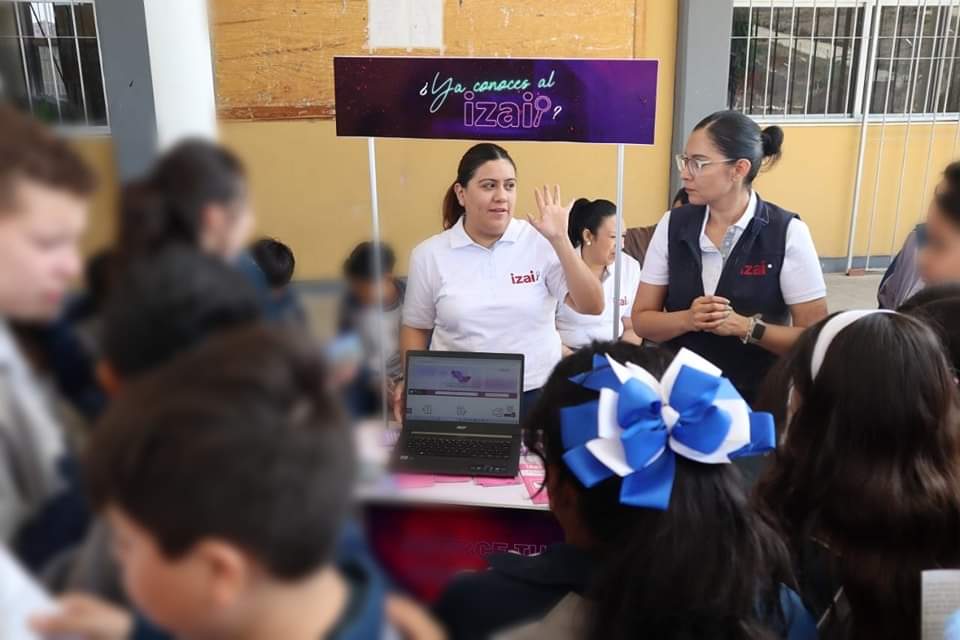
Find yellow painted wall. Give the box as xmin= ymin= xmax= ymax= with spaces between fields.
xmin=222 ymin=0 xmax=678 ymax=280
xmin=69 ymin=136 xmax=119 ymax=256
xmin=77 ymin=0 xmax=960 ymax=279
xmin=754 ymin=123 xmax=960 ymax=261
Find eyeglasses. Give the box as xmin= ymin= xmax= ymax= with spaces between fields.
xmin=675 ymin=154 xmax=737 ymax=177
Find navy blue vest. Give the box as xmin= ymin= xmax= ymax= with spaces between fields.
xmin=664 ymin=197 xmax=797 ymax=402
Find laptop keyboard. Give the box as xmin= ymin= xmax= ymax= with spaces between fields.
xmin=405 ymin=435 xmax=512 ymax=460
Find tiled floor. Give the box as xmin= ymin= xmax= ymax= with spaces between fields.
xmin=824 ymin=273 xmax=883 ymax=311
xmin=301 ymin=272 xmax=886 ymax=340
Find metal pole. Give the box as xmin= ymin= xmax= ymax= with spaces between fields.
xmin=763 ymin=0 xmax=775 ymax=116
xmin=917 ymin=2 xmax=954 ymax=224
xmin=889 ymin=0 xmax=930 ymax=258
xmin=802 ymin=4 xmax=819 ymax=115
xmin=13 ymin=4 xmax=33 ymax=112
xmin=865 ymin=0 xmax=902 ymax=271
xmin=70 ymin=4 xmax=88 ymax=124
xmin=845 ymin=0 xmax=884 ymax=274
xmin=743 ymin=1 xmax=755 ymax=112
xmin=821 ymin=0 xmax=842 ymax=114
xmin=846 ymin=3 xmax=866 ymax=115
xmin=31 ymin=3 xmax=63 ymax=123
xmin=367 ymin=137 xmax=389 ymax=426
xmin=613 ymin=144 xmax=625 ymax=341
xmin=940 ymin=0 xmax=960 ymax=124
xmin=90 ymin=1 xmax=110 ymax=127
xmin=783 ymin=1 xmax=798 ymax=114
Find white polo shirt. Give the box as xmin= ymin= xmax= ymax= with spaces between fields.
xmin=403 ymin=217 xmax=569 ymax=391
xmin=639 ymin=191 xmax=826 ymax=305
xmin=556 ymin=251 xmax=642 ymax=350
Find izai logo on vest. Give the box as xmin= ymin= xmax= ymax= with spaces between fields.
xmin=334 ymin=57 xmax=658 ymax=145
xmin=740 ymin=262 xmax=774 ymax=277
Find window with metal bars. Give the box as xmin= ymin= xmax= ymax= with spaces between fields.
xmin=729 ymin=1 xmax=960 ymax=120
xmin=0 ymin=0 xmax=108 ymax=129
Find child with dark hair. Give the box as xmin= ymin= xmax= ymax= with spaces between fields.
xmin=55 ymin=327 xmax=390 ymax=639
xmin=249 ymin=237 xmax=307 ymax=326
xmin=880 ymin=161 xmax=960 ymax=308
xmin=756 ymin=310 xmax=960 ymax=638
xmin=98 ymin=246 xmax=262 ymax=384
xmin=338 ymin=241 xmax=406 ymax=416
xmin=435 ymin=342 xmax=814 ymax=640
xmin=117 ymin=140 xmax=251 ymax=263
xmin=35 ymin=249 xmax=407 ymax=639
xmin=25 ymin=248 xmax=266 ymax=638
xmin=251 ymin=237 xmax=296 ymax=287
xmin=0 ymin=105 xmax=97 ymax=569
xmin=116 ymin=140 xmax=291 ymax=324
xmin=899 ymin=282 xmax=960 ymax=377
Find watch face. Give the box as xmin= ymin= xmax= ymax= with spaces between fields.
xmin=752 ymin=321 xmax=767 ymax=341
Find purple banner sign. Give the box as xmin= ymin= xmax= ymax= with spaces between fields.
xmin=334 ymin=56 xmax=658 ymax=145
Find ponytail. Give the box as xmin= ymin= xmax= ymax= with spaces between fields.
xmin=442 ymin=183 xmax=465 ymax=231
xmin=117 ymin=139 xmax=246 ymax=261
xmin=442 ymin=143 xmax=516 ymax=230
xmin=568 ymin=198 xmax=616 ymax=248
xmin=119 ymin=180 xmax=199 ymax=260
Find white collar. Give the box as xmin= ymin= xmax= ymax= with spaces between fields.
xmin=449 ymin=216 xmax=521 ymax=249
xmin=702 ymin=190 xmax=758 ymax=235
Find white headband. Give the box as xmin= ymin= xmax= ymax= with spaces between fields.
xmin=810 ymin=310 xmax=898 ymax=380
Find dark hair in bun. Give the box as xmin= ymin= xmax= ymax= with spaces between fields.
xmin=694 ymin=110 xmax=783 ymax=185
xmin=568 ymin=198 xmax=616 ymax=247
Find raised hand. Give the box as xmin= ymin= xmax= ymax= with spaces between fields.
xmin=527 ymin=185 xmax=574 ymax=244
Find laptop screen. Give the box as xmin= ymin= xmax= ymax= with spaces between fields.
xmin=406 ymin=354 xmax=523 ymax=425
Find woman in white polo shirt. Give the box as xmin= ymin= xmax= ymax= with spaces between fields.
xmin=396 ymin=143 xmax=605 ymax=418
xmin=632 ymin=110 xmax=828 ymax=402
xmin=556 ymin=198 xmax=642 ymax=352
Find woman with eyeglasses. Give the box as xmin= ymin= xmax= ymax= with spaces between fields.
xmin=631 ymin=110 xmax=827 ymax=402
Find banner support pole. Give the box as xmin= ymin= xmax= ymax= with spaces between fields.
xmin=367 ymin=137 xmax=389 ymax=427
xmin=613 ymin=143 xmax=625 ymax=340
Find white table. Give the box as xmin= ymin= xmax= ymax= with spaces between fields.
xmin=354 ymin=420 xmax=549 ymax=512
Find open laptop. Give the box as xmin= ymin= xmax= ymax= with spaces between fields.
xmin=393 ymin=351 xmax=524 ymax=478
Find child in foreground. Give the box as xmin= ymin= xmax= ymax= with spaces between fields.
xmin=67 ymin=327 xmax=388 ymax=639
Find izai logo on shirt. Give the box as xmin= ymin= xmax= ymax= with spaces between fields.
xmin=510 ymin=270 xmax=541 ymax=285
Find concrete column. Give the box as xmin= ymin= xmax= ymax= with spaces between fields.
xmin=94 ymin=0 xmax=217 ymax=180
xmin=671 ymin=0 xmax=736 ymax=200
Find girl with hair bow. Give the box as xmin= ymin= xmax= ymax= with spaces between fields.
xmin=435 ymin=342 xmax=815 ymax=640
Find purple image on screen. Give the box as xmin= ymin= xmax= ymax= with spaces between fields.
xmin=451 ymin=370 xmax=473 ymax=384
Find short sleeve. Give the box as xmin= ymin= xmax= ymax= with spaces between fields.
xmin=780 ymin=219 xmax=827 ymax=306
xmin=401 ymin=243 xmax=438 ymax=330
xmin=543 ymin=247 xmax=570 ymax=304
xmin=620 ymin=256 xmax=643 ymax=319
xmin=638 ymin=212 xmax=672 ymax=286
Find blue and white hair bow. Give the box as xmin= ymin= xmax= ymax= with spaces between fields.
xmin=560 ymin=348 xmax=775 ymax=510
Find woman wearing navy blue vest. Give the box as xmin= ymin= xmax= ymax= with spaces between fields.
xmin=632 ymin=110 xmax=827 ymax=402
